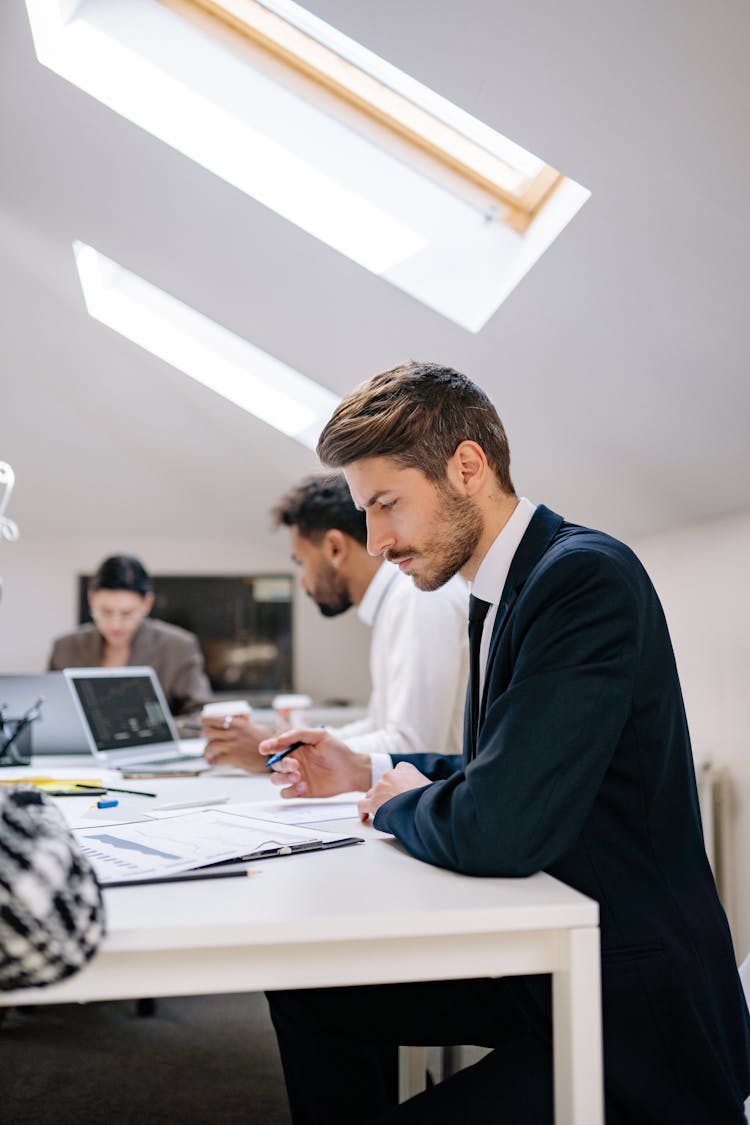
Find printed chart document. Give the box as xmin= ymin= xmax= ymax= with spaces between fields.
xmin=74 ymin=810 xmax=361 ymax=886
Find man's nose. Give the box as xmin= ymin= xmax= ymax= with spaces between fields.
xmin=366 ymin=515 xmax=394 ymax=558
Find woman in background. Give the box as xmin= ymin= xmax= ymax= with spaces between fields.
xmin=48 ymin=555 xmax=212 ymax=716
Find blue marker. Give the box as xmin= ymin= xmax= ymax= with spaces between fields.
xmin=96 ymin=798 xmax=119 ymax=809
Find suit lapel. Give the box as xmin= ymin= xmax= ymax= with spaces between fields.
xmin=129 ymin=619 xmax=154 ymax=666
xmin=478 ymin=505 xmax=565 ymax=727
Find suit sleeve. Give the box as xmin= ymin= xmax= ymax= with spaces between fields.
xmin=166 ymin=633 xmax=213 ymax=716
xmin=47 ymin=638 xmax=64 ymax=671
xmin=374 ymin=548 xmax=638 ymax=876
xmin=391 ymin=752 xmax=462 ymax=780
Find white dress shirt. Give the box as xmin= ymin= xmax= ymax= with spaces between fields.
xmin=471 ymin=497 xmax=536 ymax=698
xmin=334 ymin=561 xmax=469 ymax=780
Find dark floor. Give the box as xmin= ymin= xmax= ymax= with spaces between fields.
xmin=0 ymin=993 xmax=292 ymax=1125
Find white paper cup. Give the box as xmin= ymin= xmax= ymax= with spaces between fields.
xmin=272 ymin=693 xmax=312 ymax=731
xmin=200 ymin=700 xmax=251 ymax=728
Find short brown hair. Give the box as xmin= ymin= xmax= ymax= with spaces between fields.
xmin=317 ymin=361 xmax=515 ymax=492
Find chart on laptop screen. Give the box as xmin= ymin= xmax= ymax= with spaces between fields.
xmin=72 ymin=675 xmax=172 ymax=751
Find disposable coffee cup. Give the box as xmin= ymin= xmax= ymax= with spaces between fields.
xmin=200 ymin=700 xmax=252 ymax=728
xmin=272 ymin=693 xmax=312 ymax=732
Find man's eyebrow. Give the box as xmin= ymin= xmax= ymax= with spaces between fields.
xmin=361 ymin=491 xmax=388 ymax=510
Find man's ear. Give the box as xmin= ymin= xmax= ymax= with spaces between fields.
xmin=321 ymin=529 xmax=350 ymax=569
xmin=142 ymin=592 xmax=155 ymax=615
xmin=447 ymin=441 xmax=488 ymax=497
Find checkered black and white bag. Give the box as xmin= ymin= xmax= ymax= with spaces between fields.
xmin=0 ymin=788 xmax=105 ymax=990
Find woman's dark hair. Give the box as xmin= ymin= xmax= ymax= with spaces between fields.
xmin=89 ymin=555 xmax=152 ymax=598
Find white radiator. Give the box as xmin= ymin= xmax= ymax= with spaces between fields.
xmin=696 ymin=761 xmax=735 ymax=933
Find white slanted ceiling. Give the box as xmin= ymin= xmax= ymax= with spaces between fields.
xmin=1 ymin=0 xmax=749 ymax=544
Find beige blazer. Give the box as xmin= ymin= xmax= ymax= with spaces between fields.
xmin=48 ymin=617 xmax=212 ymax=716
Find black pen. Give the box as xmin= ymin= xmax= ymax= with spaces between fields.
xmin=19 ymin=695 xmax=45 ymax=722
xmin=73 ymin=782 xmax=158 ymax=798
xmin=265 ymin=739 xmax=305 ymax=770
xmin=265 ymin=724 xmax=326 ymax=770
xmin=199 ymin=837 xmax=364 ymax=864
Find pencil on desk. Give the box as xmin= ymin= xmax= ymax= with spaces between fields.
xmin=120 ymin=771 xmax=204 ymax=779
xmin=150 ymin=797 xmax=230 ymax=812
xmin=107 ymin=868 xmax=255 ymax=888
xmin=73 ymin=782 xmax=158 ymax=798
xmin=43 ymin=788 xmax=108 ymax=797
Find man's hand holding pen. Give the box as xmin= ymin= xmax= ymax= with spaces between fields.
xmin=259 ymin=728 xmax=372 ymax=799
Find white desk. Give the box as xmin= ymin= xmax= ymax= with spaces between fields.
xmin=0 ymin=764 xmax=603 ymax=1124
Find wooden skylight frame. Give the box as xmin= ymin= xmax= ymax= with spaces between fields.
xmin=159 ymin=0 xmax=563 ymax=233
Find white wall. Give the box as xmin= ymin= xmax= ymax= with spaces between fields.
xmin=0 ymin=533 xmax=372 ymax=706
xmin=634 ymin=509 xmax=750 ymax=957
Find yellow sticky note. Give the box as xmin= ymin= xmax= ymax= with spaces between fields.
xmin=0 ymin=776 xmax=102 ymax=789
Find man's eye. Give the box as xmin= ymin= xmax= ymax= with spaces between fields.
xmin=380 ymin=500 xmax=396 ymax=512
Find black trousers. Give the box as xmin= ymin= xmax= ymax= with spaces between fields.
xmin=266 ymin=976 xmax=554 ymax=1125
xmin=267 ymin=967 xmax=750 ymax=1125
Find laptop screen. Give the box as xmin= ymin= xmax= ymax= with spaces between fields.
xmin=68 ymin=672 xmax=174 ymax=753
xmin=0 ymin=673 xmax=89 ymax=755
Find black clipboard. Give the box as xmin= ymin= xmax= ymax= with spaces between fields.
xmin=102 ymin=835 xmax=364 ymax=888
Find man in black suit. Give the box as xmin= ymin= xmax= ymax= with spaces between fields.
xmin=262 ymin=361 xmax=750 ymax=1124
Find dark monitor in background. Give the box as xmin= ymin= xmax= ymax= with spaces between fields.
xmin=78 ymin=574 xmax=293 ymax=703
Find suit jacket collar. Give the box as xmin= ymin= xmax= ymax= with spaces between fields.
xmin=129 ymin=617 xmax=156 ymax=661
xmin=478 ymin=504 xmax=564 ymax=724
xmin=500 ymin=504 xmax=564 ymax=602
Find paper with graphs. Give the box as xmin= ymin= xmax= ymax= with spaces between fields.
xmin=74 ymin=810 xmax=322 ymax=884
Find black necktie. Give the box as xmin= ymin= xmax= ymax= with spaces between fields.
xmin=468 ymin=594 xmax=491 ymax=763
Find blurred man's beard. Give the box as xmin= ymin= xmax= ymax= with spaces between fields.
xmin=310 ymin=566 xmax=352 ymax=617
xmin=390 ymin=483 xmax=483 ymax=592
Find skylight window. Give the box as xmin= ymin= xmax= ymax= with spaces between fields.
xmin=177 ymin=0 xmax=560 ymax=228
xmin=73 ymin=241 xmax=339 ymax=449
xmin=26 ymin=0 xmax=590 ymax=331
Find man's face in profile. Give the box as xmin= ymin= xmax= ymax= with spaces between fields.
xmin=289 ymin=526 xmax=351 ymax=618
xmin=344 ymin=456 xmax=482 ymax=591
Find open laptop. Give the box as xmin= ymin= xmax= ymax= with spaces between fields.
xmin=0 ymin=673 xmax=91 ymax=755
xmin=63 ymin=667 xmax=209 ymax=771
